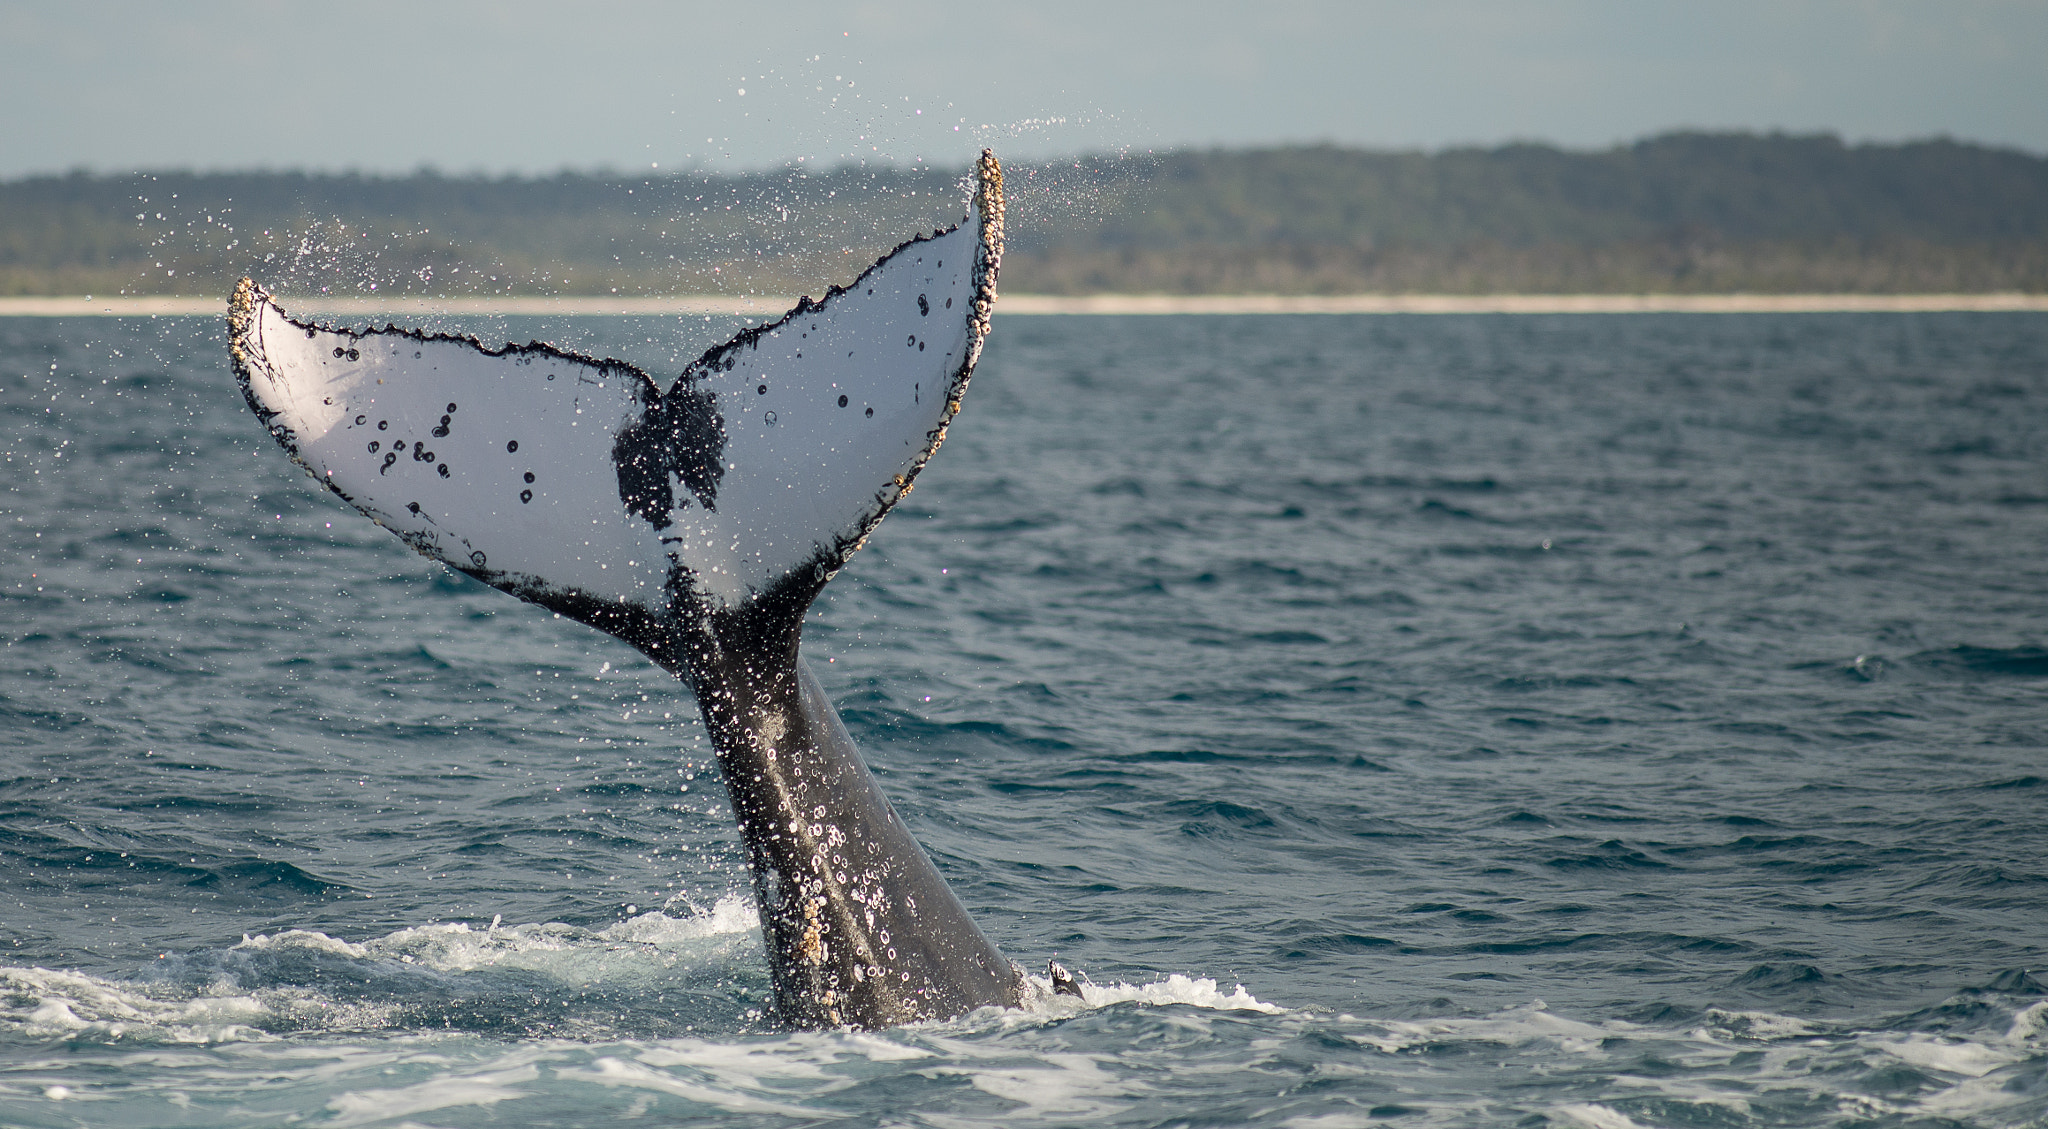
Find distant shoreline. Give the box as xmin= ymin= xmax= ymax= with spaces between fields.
xmin=1004 ymin=293 xmax=2048 ymax=315
xmin=3 ymin=293 xmax=2045 ymax=318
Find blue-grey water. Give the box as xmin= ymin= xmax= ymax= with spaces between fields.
xmin=2 ymin=310 xmax=2046 ymax=1127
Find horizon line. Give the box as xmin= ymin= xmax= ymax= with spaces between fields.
xmin=6 ymin=129 xmax=2045 ymax=184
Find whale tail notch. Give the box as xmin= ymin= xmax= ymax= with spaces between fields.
xmin=229 ymin=150 xmax=1006 ymax=659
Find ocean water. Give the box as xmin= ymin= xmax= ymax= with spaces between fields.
xmin=2 ymin=309 xmax=2046 ymax=1127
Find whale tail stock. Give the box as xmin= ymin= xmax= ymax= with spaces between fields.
xmin=228 ymin=152 xmax=1023 ymax=1027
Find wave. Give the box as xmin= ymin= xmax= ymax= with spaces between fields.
xmin=0 ymin=896 xmax=769 ymax=1045
xmin=6 ymin=990 xmax=2041 ymax=1127
xmin=0 ymin=897 xmax=1283 ymax=1049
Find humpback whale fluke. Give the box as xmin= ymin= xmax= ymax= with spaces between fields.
xmin=228 ymin=151 xmax=1024 ymax=1028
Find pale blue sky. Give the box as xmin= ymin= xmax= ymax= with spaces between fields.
xmin=3 ymin=0 xmax=2043 ymax=177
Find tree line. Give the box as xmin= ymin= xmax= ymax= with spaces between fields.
xmin=4 ymin=132 xmax=2044 ymax=296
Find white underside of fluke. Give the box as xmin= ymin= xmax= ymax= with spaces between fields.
xmin=669 ymin=223 xmax=984 ymax=605
xmin=235 ymin=310 xmax=674 ymax=605
xmin=229 ymin=154 xmax=1004 ymax=617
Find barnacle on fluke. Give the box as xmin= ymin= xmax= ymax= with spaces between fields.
xmin=227 ymin=152 xmax=1039 ymax=1029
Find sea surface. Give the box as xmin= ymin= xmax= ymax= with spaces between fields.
xmin=2 ymin=309 xmax=2046 ymax=1127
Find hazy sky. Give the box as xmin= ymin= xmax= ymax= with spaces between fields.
xmin=4 ymin=0 xmax=2044 ymax=178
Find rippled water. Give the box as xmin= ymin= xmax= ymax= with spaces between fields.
xmin=3 ymin=311 xmax=2046 ymax=1126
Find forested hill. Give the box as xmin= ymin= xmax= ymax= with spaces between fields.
xmin=1019 ymin=134 xmax=2048 ymax=293
xmin=4 ymin=132 xmax=2045 ymax=297
xmin=1082 ymin=133 xmax=2048 ymax=247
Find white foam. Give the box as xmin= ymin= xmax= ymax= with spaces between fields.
xmin=0 ymin=965 xmax=273 ymax=1044
xmin=600 ymin=896 xmax=761 ymax=945
xmin=1010 ymin=972 xmax=1283 ymax=1020
xmin=0 ymin=962 xmax=433 ymax=1045
xmin=2008 ymin=999 xmax=2048 ymax=1042
xmin=1910 ymin=1069 xmax=2045 ymax=1123
xmin=232 ymin=894 xmax=762 ymax=981
xmin=234 ymin=929 xmax=370 ymax=958
xmin=1348 ymin=1001 xmax=1628 ymax=1056
xmin=1 ymin=897 xmax=764 ymax=1045
xmin=634 ymin=1036 xmax=856 ymax=1080
xmin=1078 ymin=973 xmax=1283 ymax=1013
xmin=324 ymin=1063 xmax=537 ymax=1127
xmin=1283 ymin=1115 xmax=1402 ymax=1129
xmin=1697 ymin=1007 xmax=1818 ymax=1040
xmin=8 ymin=932 xmax=2041 ymax=1129
xmin=1673 ymin=1002 xmax=2048 ymax=1126
xmin=942 ymin=1052 xmax=1131 ymax=1122
xmin=2 ymin=975 xmax=2043 ymax=1127
xmin=5 ymin=912 xmax=1293 ymax=1049
xmin=1553 ymin=1102 xmax=1650 ymax=1129
xmin=551 ymin=1056 xmax=831 ymax=1117
xmin=1870 ymin=1033 xmax=2021 ymax=1078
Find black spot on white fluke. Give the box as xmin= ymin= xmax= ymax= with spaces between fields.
xmin=226 ymin=151 xmax=1054 ymax=1030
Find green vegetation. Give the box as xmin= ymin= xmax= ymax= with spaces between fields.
xmin=1015 ymin=134 xmax=2048 ymax=293
xmin=0 ymin=165 xmax=969 ymax=298
xmin=4 ymin=133 xmax=2045 ymax=297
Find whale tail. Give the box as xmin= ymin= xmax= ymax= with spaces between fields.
xmin=230 ymin=152 xmax=1022 ymax=1027
xmin=230 ymin=150 xmax=1004 ymax=670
